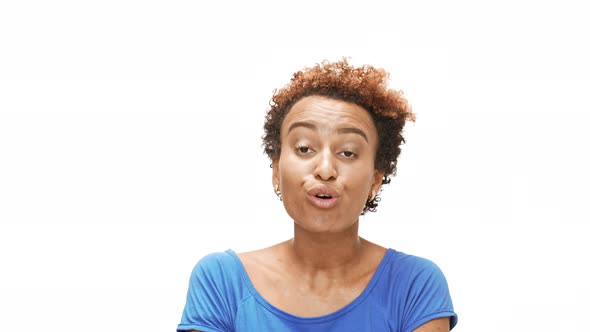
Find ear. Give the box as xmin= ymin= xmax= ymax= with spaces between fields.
xmin=272 ymin=159 xmax=280 ymax=190
xmin=370 ymin=169 xmax=385 ymax=196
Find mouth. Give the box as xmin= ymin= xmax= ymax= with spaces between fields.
xmin=315 ymin=193 xmax=333 ymax=199
xmin=307 ymin=185 xmax=340 ymax=209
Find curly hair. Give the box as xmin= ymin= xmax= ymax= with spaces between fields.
xmin=263 ymin=58 xmax=415 ymax=214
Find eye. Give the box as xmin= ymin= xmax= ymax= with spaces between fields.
xmin=340 ymin=151 xmax=356 ymax=158
xmin=296 ymin=146 xmax=311 ymax=154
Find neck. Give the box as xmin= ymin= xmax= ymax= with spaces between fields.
xmin=287 ymin=221 xmax=366 ymax=272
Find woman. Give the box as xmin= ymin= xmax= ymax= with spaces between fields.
xmin=177 ymin=59 xmax=458 ymax=331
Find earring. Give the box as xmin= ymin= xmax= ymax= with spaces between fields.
xmin=274 ymin=184 xmax=282 ymax=201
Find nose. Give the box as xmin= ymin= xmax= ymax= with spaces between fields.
xmin=314 ymin=150 xmax=337 ymax=181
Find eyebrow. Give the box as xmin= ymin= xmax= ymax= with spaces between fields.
xmin=287 ymin=121 xmax=369 ymax=143
xmin=288 ymin=121 xmax=317 ymax=134
xmin=337 ymin=127 xmax=368 ymax=143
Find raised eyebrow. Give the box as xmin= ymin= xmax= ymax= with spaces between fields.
xmin=287 ymin=121 xmax=317 ymax=134
xmin=287 ymin=122 xmax=368 ymax=143
xmin=337 ymin=127 xmax=368 ymax=143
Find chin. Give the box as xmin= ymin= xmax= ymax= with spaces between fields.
xmin=293 ymin=213 xmax=359 ymax=233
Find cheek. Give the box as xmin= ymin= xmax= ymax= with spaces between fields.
xmin=278 ymin=160 xmax=299 ymax=195
xmin=278 ymin=153 xmax=311 ymax=182
xmin=345 ymin=163 xmax=377 ymax=185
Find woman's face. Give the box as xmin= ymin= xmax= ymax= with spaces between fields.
xmin=273 ymin=95 xmax=384 ymax=233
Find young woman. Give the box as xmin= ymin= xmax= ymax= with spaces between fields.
xmin=177 ymin=59 xmax=458 ymax=332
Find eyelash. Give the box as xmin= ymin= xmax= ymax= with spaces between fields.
xmin=340 ymin=151 xmax=356 ymax=158
xmin=295 ymin=145 xmax=356 ymax=158
xmin=295 ymin=145 xmax=311 ymax=154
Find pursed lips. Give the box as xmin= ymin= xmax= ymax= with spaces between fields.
xmin=306 ymin=185 xmax=340 ymax=209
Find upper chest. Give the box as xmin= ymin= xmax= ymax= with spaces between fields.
xmin=238 ymin=253 xmax=379 ymax=317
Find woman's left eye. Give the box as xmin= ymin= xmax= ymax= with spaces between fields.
xmin=340 ymin=151 xmax=356 ymax=158
xmin=296 ymin=146 xmax=311 ymax=154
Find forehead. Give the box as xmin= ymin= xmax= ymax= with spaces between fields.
xmin=281 ymin=95 xmax=377 ymax=139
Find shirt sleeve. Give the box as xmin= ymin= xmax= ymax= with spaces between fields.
xmin=177 ymin=253 xmax=236 ymax=332
xmin=401 ymin=258 xmax=458 ymax=332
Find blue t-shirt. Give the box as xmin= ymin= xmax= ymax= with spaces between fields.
xmin=178 ymin=249 xmax=457 ymax=332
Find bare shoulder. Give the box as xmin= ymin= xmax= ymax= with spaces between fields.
xmin=236 ymin=241 xmax=291 ymax=280
xmin=236 ymin=241 xmax=289 ymax=266
xmin=359 ymin=238 xmax=388 ymax=264
xmin=237 ymin=243 xmax=278 ymax=260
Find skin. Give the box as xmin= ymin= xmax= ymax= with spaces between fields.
xmin=188 ymin=95 xmax=449 ymax=331
xmin=274 ymin=95 xmax=384 ymax=234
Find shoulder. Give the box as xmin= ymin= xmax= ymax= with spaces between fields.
xmin=189 ymin=250 xmax=243 ymax=286
xmin=379 ymin=249 xmax=452 ymax=299
xmin=186 ymin=250 xmax=250 ymax=304
xmin=178 ymin=250 xmax=249 ymax=331
xmin=192 ymin=251 xmax=236 ymax=273
xmin=382 ymin=249 xmax=447 ymax=281
xmin=377 ymin=249 xmax=458 ymax=331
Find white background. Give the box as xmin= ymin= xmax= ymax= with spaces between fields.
xmin=1 ymin=1 xmax=588 ymax=331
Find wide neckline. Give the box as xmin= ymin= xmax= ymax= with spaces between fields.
xmin=226 ymin=248 xmax=395 ymax=324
